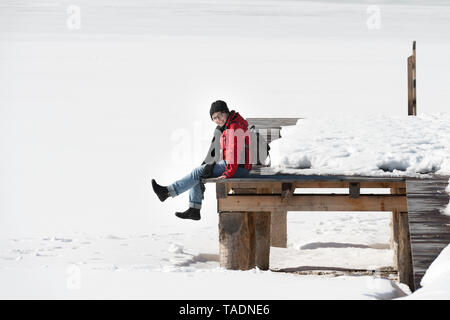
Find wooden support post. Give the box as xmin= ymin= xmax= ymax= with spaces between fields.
xmin=390 ymin=186 xmax=414 ymax=290
xmin=255 ymin=187 xmax=272 ymax=270
xmin=349 ymin=182 xmax=360 ymax=199
xmin=390 ymin=187 xmax=400 ymax=269
xmin=270 ymin=210 xmax=287 ymax=248
xmin=390 ymin=209 xmax=400 ymax=270
xmin=216 ymin=184 xmax=226 ymax=199
xmin=408 ymin=41 xmax=417 ymax=116
xmin=219 ymin=211 xmax=256 ymax=270
xmin=394 ymin=211 xmax=415 ymax=291
xmin=219 ymin=186 xmax=271 ymax=271
xmin=255 ymin=211 xmax=271 ymax=270
xmin=271 ymin=185 xmax=288 ymax=248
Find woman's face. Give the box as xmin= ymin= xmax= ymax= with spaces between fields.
xmin=212 ymin=111 xmax=228 ymax=127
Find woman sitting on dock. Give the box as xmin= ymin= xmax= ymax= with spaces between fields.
xmin=151 ymin=100 xmax=252 ymax=221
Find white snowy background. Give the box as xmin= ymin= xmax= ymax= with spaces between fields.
xmin=1 ymin=0 xmax=449 ymax=299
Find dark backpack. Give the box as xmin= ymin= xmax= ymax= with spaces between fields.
xmin=248 ymin=125 xmax=271 ymax=166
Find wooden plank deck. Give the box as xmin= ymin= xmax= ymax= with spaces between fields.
xmin=246 ymin=118 xmax=301 ymax=144
xmin=405 ymin=176 xmax=450 ymax=290
xmin=246 ymin=118 xmax=301 ymax=129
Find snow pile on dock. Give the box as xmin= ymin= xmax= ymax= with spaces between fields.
xmin=270 ymin=113 xmax=450 ymax=177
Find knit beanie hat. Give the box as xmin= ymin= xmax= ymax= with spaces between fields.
xmin=210 ymin=100 xmax=229 ymax=119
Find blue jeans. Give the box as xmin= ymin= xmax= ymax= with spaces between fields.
xmin=167 ymin=160 xmax=250 ymax=209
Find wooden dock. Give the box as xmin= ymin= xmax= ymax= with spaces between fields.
xmin=204 ymin=117 xmax=450 ymax=291
xmin=406 ymin=176 xmax=450 ymax=290
xmin=207 ymin=172 xmax=417 ymax=288
xmin=205 ymin=172 xmax=450 ymax=291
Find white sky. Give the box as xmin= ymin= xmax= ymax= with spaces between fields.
xmin=1 ymin=0 xmax=449 ymax=237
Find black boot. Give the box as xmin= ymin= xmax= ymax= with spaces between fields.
xmin=175 ymin=207 xmax=201 ymax=221
xmin=151 ymin=179 xmax=169 ymax=202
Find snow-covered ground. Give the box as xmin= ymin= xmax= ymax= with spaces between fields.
xmin=0 ymin=211 xmax=411 ymax=299
xmin=2 ymin=216 xmax=450 ymax=299
xmin=401 ymin=244 xmax=450 ymax=300
xmin=1 ymin=0 xmax=450 ymax=299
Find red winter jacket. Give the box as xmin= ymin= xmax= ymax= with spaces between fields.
xmin=220 ymin=110 xmax=253 ymax=178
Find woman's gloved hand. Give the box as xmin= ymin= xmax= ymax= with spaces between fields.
xmin=200 ymin=163 xmax=215 ymax=181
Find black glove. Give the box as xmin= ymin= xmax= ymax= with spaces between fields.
xmin=200 ymin=163 xmax=215 ymax=181
xmin=199 ymin=162 xmax=215 ymax=200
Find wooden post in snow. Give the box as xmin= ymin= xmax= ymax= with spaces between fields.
xmin=390 ymin=186 xmax=415 ymax=291
xmin=255 ymin=188 xmax=272 ymax=270
xmin=218 ymin=186 xmax=272 ymax=271
xmin=408 ymin=41 xmax=417 ymax=116
xmin=270 ymin=185 xmax=288 ymax=248
xmin=219 ymin=211 xmax=256 ymax=270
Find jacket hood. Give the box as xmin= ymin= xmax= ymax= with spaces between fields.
xmin=225 ymin=110 xmax=248 ymax=129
